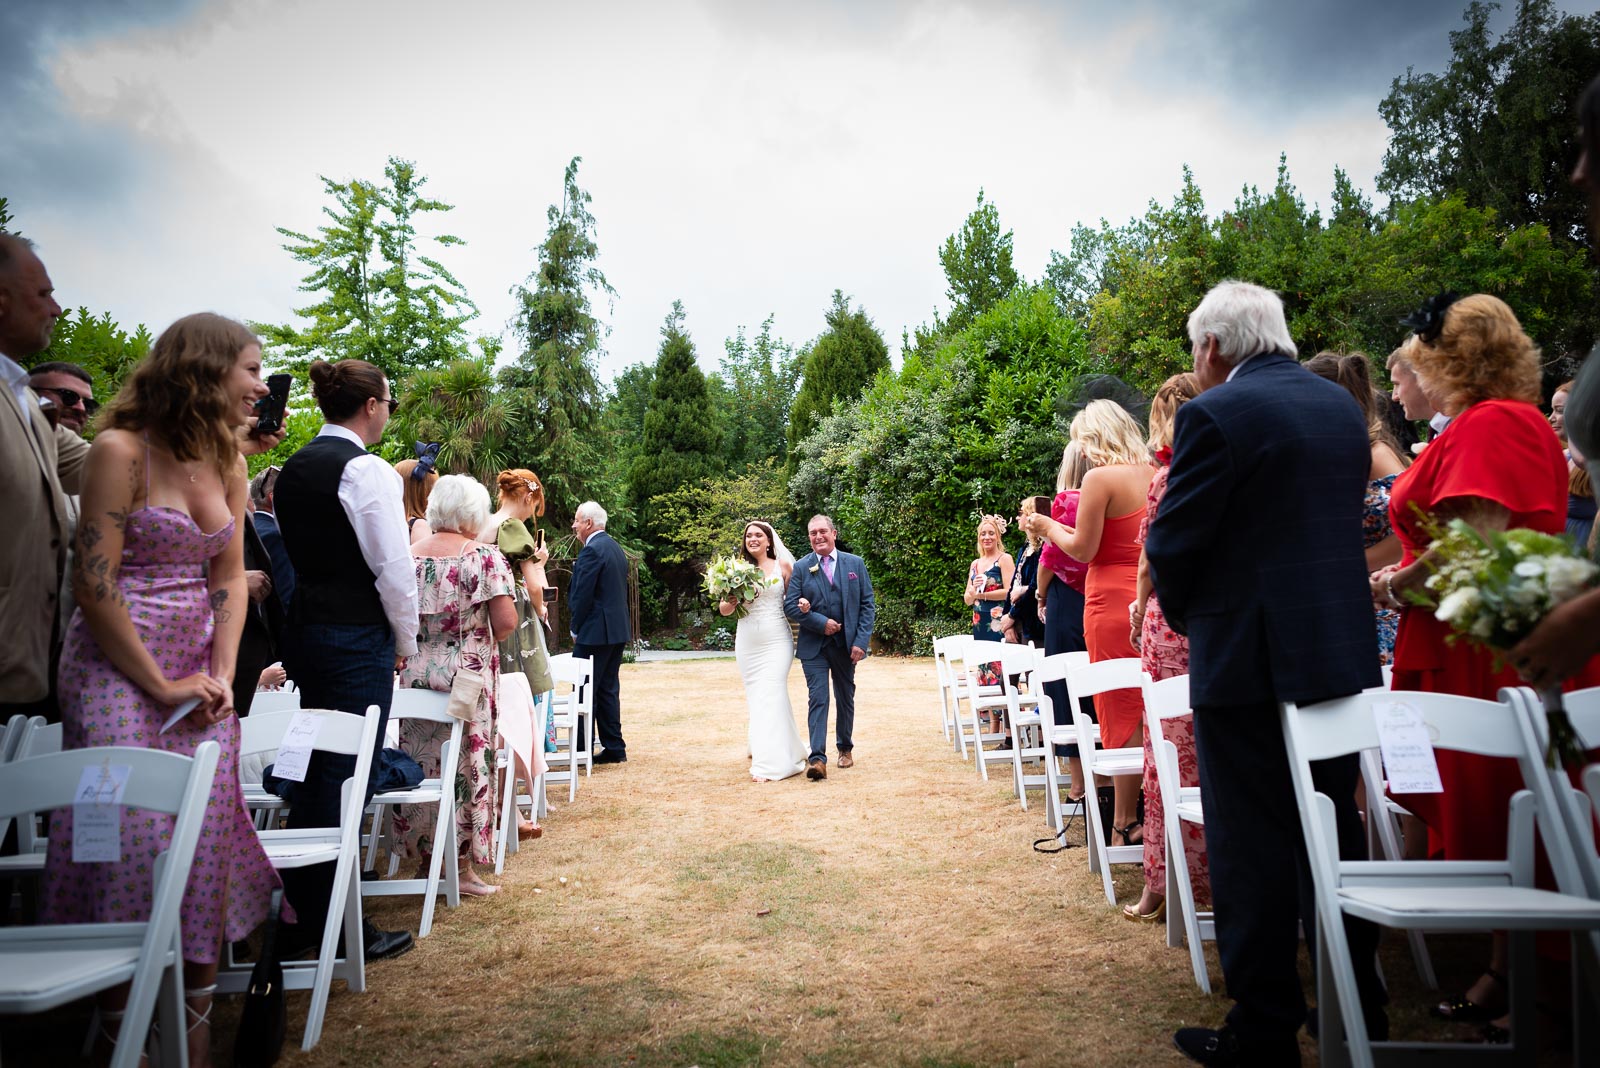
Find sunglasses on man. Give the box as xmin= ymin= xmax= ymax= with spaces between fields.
xmin=36 ymin=386 xmax=98 ymax=414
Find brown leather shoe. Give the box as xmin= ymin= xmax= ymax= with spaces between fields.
xmin=805 ymin=759 xmax=826 ymax=780
xmin=836 ymin=751 xmax=854 ymax=769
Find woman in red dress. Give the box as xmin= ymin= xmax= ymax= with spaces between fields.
xmin=1028 ymin=399 xmax=1153 ymax=845
xmin=1372 ymin=294 xmax=1600 ymax=1032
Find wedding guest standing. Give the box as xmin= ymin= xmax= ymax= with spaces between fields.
xmin=999 ymin=496 xmax=1045 ymax=648
xmin=1146 ymin=280 xmax=1384 ymax=1065
xmin=1373 ymin=294 xmax=1600 ymax=1035
xmin=42 ymin=313 xmax=283 ymax=1066
xmin=1035 ymin=443 xmax=1095 ymax=803
xmin=1550 ymin=380 xmax=1597 ymax=549
xmin=395 ymin=455 xmax=438 ymax=543
xmin=1304 ymin=352 xmax=1409 ymax=665
xmin=395 ymin=474 xmax=515 ymax=896
xmin=274 ymin=357 xmax=416 ymax=962
xmin=1028 ymin=399 xmax=1152 ymax=847
xmin=569 ymin=501 xmax=631 ymax=763
xmin=482 ymin=468 xmax=554 ymax=838
xmin=1125 ymin=372 xmax=1205 ymax=924
xmin=0 ymin=233 xmax=87 ymax=721
xmin=249 ymin=464 xmax=296 ymax=611
xmin=962 ymin=514 xmax=1014 ymax=696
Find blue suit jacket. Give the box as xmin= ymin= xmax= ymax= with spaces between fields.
xmin=783 ymin=550 xmax=876 ymax=660
xmin=569 ymin=530 xmax=631 ymax=646
xmin=252 ymin=510 xmax=297 ymax=612
xmin=1144 ymin=352 xmax=1380 ymax=709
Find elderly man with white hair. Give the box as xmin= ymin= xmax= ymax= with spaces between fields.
xmin=569 ymin=500 xmax=631 ymax=763
xmin=1145 ymin=281 xmax=1386 ymax=1066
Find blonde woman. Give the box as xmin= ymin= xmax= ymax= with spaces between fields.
xmin=962 ymin=513 xmax=1014 ymax=697
xmin=1036 ymin=442 xmax=1096 ymax=804
xmin=1025 ymin=399 xmax=1153 ymax=845
xmin=1126 ymin=373 xmax=1206 ymax=922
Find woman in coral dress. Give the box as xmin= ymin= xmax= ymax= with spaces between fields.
xmin=43 ymin=314 xmax=284 ymax=1068
xmin=1374 ymin=296 xmax=1600 ymax=1033
xmin=1028 ymin=399 xmax=1153 ymax=845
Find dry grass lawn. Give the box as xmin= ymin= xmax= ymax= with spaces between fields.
xmin=8 ymin=656 xmax=1498 ymax=1066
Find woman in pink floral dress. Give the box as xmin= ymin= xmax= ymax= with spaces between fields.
xmin=393 ymin=474 xmax=515 ymax=897
xmin=1125 ymin=373 xmax=1209 ymax=923
xmin=43 ymin=314 xmax=285 ymax=1067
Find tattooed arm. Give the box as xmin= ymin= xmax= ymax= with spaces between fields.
xmin=72 ymin=430 xmax=228 ymax=713
xmin=204 ymin=455 xmax=251 ymax=706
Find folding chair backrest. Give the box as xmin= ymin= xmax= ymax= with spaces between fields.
xmin=251 ymin=690 xmax=302 ymax=716
xmin=0 ymin=714 xmax=27 ymax=763
xmin=1142 ymin=674 xmax=1191 ymax=726
xmin=1288 ymin=690 xmax=1523 ymax=765
xmin=239 ymin=709 xmax=303 ymax=767
xmin=1066 ymin=653 xmax=1142 ymax=700
xmin=1511 ymin=684 xmax=1600 ymax=901
xmin=966 ymin=642 xmax=1038 ymax=680
xmin=389 ymin=687 xmax=455 ymax=725
xmin=14 ymin=718 xmax=61 ymax=760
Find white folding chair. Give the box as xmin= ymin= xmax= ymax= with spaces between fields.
xmin=932 ymin=634 xmax=969 ymax=745
xmin=495 ymin=680 xmax=549 ymax=874
xmin=0 ymin=719 xmax=64 ymax=879
xmin=217 ymin=705 xmax=381 ymax=1051
xmin=1140 ymin=672 xmax=1214 ymax=992
xmin=961 ymin=642 xmax=1039 ymax=785
xmin=1357 ymin=742 xmax=1440 ymax=991
xmin=1065 ymin=652 xmax=1146 ymax=904
xmin=0 ymin=714 xmax=30 ymax=764
xmin=1002 ymin=644 xmax=1053 ymax=808
xmin=1283 ymin=689 xmax=1600 ymax=1068
xmin=0 ymin=741 xmax=221 ymax=1068
xmin=360 ymin=688 xmax=462 ymax=937
xmin=1031 ymin=652 xmax=1087 ymax=841
xmin=545 ymin=654 xmax=593 ymax=804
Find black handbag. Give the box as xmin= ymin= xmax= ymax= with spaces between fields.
xmin=233 ymin=888 xmax=287 ymax=1067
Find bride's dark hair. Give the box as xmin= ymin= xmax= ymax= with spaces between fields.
xmin=740 ymin=520 xmax=778 ymax=566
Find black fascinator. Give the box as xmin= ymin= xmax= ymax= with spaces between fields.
xmin=412 ymin=441 xmax=441 ymax=481
xmin=1400 ymin=292 xmax=1459 ymax=344
xmin=1056 ymin=373 xmax=1150 ymax=430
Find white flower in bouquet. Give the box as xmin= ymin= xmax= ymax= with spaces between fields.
xmin=702 ymin=555 xmax=767 ymax=619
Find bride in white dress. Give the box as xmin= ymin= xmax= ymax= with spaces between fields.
xmin=716 ymin=521 xmax=808 ymax=782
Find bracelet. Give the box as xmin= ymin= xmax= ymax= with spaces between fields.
xmin=1384 ymin=573 xmax=1403 ymax=609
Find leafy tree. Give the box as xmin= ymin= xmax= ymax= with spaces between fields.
xmin=940 ymin=189 xmax=1021 ymax=333
xmin=34 ymin=308 xmax=152 ymax=405
xmin=651 ymin=458 xmax=793 ymax=568
xmin=386 ymin=347 xmax=520 ymax=484
xmin=1378 ymin=0 xmax=1600 ymax=247
xmin=256 ymin=157 xmax=477 ymax=382
xmin=786 ymin=290 xmax=889 ymax=464
xmin=715 ymin=315 xmax=801 ymax=470
xmin=500 ymin=156 xmax=614 ymax=528
xmin=629 ymin=302 xmax=722 ymax=624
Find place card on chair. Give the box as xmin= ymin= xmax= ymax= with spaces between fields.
xmin=1372 ymin=699 xmax=1443 ymax=794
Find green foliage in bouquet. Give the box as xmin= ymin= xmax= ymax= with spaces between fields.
xmin=702 ymin=555 xmax=766 ymax=619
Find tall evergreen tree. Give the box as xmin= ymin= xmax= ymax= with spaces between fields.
xmin=940 ymin=189 xmax=1021 ymax=333
xmin=629 ymin=302 xmax=722 ymax=624
xmin=786 ymin=290 xmax=889 ymax=462
xmin=716 ymin=314 xmax=802 ymax=470
xmin=499 ymin=156 xmax=615 ymax=528
xmin=257 ymin=157 xmax=476 ymax=382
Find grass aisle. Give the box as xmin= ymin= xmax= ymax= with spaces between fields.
xmin=322 ymin=655 xmax=1226 ymax=1067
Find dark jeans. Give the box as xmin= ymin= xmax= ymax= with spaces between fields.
xmin=1194 ymin=703 xmax=1386 ymax=1042
xmin=1043 ymin=579 xmax=1093 ymax=757
xmin=279 ymin=622 xmax=395 ymax=935
xmin=801 ymin=640 xmax=855 ymax=764
xmin=573 ymin=641 xmax=625 ymax=755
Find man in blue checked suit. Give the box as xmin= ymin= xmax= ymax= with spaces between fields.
xmin=783 ymin=514 xmax=875 ymax=780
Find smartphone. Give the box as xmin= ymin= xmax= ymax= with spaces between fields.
xmin=1029 ymin=495 xmax=1051 ymax=515
xmin=252 ymin=373 xmax=293 ymax=435
xmin=535 ymin=527 xmax=547 ymax=553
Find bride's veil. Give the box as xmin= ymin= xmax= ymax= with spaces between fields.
xmin=770 ymin=529 xmax=796 ymax=568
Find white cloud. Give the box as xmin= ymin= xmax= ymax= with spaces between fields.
xmin=20 ymin=0 xmax=1402 ymax=383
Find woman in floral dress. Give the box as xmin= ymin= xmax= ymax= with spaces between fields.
xmin=393 ymin=474 xmax=515 ymax=896
xmin=43 ymin=313 xmax=284 ymax=1068
xmin=1126 ymin=373 xmax=1207 ymax=923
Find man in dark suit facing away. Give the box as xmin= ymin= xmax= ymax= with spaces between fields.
xmin=1145 ymin=281 xmax=1385 ymax=1066
xmin=569 ymin=500 xmax=631 ymax=763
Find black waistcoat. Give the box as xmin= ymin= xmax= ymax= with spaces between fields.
xmin=274 ymin=434 xmax=387 ymax=627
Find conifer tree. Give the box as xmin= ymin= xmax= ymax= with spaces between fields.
xmin=786 ymin=290 xmax=889 ymax=462
xmin=629 ymin=302 xmax=722 ymax=538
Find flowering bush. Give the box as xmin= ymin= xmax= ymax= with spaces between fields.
xmin=702 ymin=555 xmax=766 ymax=619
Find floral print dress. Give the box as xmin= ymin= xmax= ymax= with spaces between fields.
xmin=1364 ymin=472 xmax=1400 ymax=666
xmin=393 ymin=544 xmax=513 ymax=866
xmin=1135 ymin=463 xmax=1210 ymax=904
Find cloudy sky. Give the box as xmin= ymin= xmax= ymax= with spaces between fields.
xmin=0 ymin=0 xmax=1561 ymax=382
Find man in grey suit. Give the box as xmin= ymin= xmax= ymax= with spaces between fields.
xmin=783 ymin=514 xmax=875 ymax=780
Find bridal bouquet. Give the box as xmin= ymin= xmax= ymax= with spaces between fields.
xmin=1415 ymin=517 xmax=1598 ymax=767
xmin=703 ymin=555 xmax=766 ymax=619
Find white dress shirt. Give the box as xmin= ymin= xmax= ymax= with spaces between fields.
xmin=0 ymin=353 xmax=33 ymax=412
xmin=316 ymin=424 xmax=420 ymax=656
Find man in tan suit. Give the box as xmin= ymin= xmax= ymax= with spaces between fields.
xmin=0 ymin=233 xmax=88 ymax=718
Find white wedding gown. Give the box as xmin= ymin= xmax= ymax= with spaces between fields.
xmin=736 ymin=571 xmax=808 ymax=781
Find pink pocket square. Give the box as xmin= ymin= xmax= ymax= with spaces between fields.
xmin=848 ymin=572 xmax=858 ymax=580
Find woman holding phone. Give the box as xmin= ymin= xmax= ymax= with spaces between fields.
xmin=43 ymin=313 xmax=286 ymax=1067
xmin=483 ymin=468 xmax=554 ymax=838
